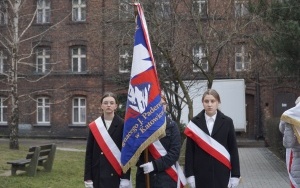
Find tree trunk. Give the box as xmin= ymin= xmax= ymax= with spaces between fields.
xmin=8 ymin=1 xmax=21 ymax=150
xmin=9 ymin=54 xmax=19 ymax=150
xmin=8 ymin=79 xmax=19 ymax=149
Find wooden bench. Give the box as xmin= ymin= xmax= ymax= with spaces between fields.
xmin=7 ymin=143 xmax=56 ymax=177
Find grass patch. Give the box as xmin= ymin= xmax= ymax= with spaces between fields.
xmin=0 ymin=140 xmax=186 ymax=188
xmin=0 ymin=143 xmax=139 ymax=188
xmin=0 ymin=144 xmax=85 ymax=188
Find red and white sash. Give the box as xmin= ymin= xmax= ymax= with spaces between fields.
xmin=184 ymin=121 xmax=231 ymax=169
xmin=148 ymin=140 xmax=187 ymax=188
xmin=286 ymin=148 xmax=297 ymax=188
xmin=89 ymin=117 xmax=122 ymax=176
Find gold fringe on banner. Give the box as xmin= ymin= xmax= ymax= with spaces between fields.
xmin=122 ymin=123 xmax=166 ymax=173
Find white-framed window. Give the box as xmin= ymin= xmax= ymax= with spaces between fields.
xmin=119 ymin=47 xmax=132 ymax=73
xmin=155 ymin=0 xmax=171 ymax=18
xmin=71 ymin=46 xmax=86 ymax=72
xmin=37 ymin=97 xmax=50 ymax=124
xmin=192 ymin=0 xmax=207 ymax=17
xmin=36 ymin=47 xmax=50 ymax=73
xmin=0 ymin=97 xmax=7 ymax=124
xmin=72 ymin=97 xmax=86 ymax=124
xmin=72 ymin=0 xmax=86 ymax=22
xmin=119 ymin=0 xmax=133 ymax=20
xmin=192 ymin=44 xmax=208 ymax=72
xmin=37 ymin=0 xmax=50 ymax=24
xmin=235 ymin=45 xmax=251 ymax=71
xmin=0 ymin=50 xmax=7 ymax=74
xmin=235 ymin=1 xmax=249 ymax=18
xmin=0 ymin=1 xmax=8 ymax=25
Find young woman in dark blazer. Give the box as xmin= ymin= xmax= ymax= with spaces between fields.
xmin=84 ymin=92 xmax=131 ymax=188
xmin=184 ymin=89 xmax=240 ymax=188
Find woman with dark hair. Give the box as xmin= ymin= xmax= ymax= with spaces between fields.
xmin=84 ymin=92 xmax=131 ymax=188
xmin=184 ymin=89 xmax=241 ymax=188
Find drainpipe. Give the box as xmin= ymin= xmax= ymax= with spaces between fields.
xmin=101 ymin=0 xmax=106 ymax=95
xmin=255 ymin=72 xmax=262 ymax=139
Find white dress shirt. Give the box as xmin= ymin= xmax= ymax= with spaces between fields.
xmin=104 ymin=120 xmax=112 ymax=130
xmin=205 ymin=113 xmax=217 ymax=135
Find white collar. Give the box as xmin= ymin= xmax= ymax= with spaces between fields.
xmin=205 ymin=112 xmax=217 ymax=122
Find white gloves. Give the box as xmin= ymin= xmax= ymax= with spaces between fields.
xmin=187 ymin=176 xmax=196 ymax=188
xmin=84 ymin=181 xmax=93 ymax=188
xmin=119 ymin=179 xmax=130 ymax=188
xmin=140 ymin=162 xmax=154 ymax=174
xmin=228 ymin=177 xmax=240 ymax=188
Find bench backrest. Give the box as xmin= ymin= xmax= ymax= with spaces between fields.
xmin=35 ymin=144 xmax=56 ymax=172
xmin=28 ymin=144 xmax=56 ymax=156
xmin=26 ymin=146 xmax=40 ymax=159
xmin=39 ymin=144 xmax=55 ymax=158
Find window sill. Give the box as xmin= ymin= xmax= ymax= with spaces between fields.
xmin=67 ymin=21 xmax=88 ymax=25
xmin=69 ymin=124 xmax=87 ymax=127
xmin=33 ymin=124 xmax=51 ymax=127
xmin=32 ymin=23 xmax=52 ymax=26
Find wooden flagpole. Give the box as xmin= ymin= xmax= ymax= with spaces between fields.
xmin=134 ymin=2 xmax=150 ymax=188
xmin=143 ymin=148 xmax=150 ymax=188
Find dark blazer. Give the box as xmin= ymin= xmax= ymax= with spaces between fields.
xmin=185 ymin=110 xmax=240 ymax=188
xmin=84 ymin=115 xmax=130 ymax=188
xmin=136 ymin=116 xmax=181 ymax=188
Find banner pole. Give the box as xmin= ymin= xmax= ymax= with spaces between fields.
xmin=144 ymin=148 xmax=150 ymax=188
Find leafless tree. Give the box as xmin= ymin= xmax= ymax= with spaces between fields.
xmin=0 ymin=0 xmax=70 ymax=149
xmin=101 ymin=0 xmax=264 ymax=125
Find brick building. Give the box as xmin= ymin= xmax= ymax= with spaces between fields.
xmin=0 ymin=0 xmax=299 ymax=139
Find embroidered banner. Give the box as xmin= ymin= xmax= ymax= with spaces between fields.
xmin=121 ymin=3 xmax=166 ymax=173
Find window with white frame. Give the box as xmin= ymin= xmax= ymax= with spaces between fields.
xmin=36 ymin=47 xmax=50 ymax=73
xmin=235 ymin=45 xmax=251 ymax=71
xmin=119 ymin=0 xmax=133 ymax=20
xmin=119 ymin=47 xmax=132 ymax=73
xmin=155 ymin=0 xmax=171 ymax=19
xmin=192 ymin=44 xmax=208 ymax=72
xmin=0 ymin=1 xmax=8 ymax=25
xmin=37 ymin=0 xmax=50 ymax=24
xmin=72 ymin=0 xmax=86 ymax=22
xmin=37 ymin=97 xmax=50 ymax=124
xmin=192 ymin=0 xmax=207 ymax=17
xmin=235 ymin=1 xmax=249 ymax=17
xmin=0 ymin=50 xmax=7 ymax=74
xmin=73 ymin=97 xmax=86 ymax=124
xmin=0 ymin=97 xmax=7 ymax=123
xmin=71 ymin=46 xmax=86 ymax=72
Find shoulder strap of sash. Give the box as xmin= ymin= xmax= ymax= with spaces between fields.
xmin=148 ymin=140 xmax=187 ymax=188
xmin=89 ymin=117 xmax=122 ymax=176
xmin=184 ymin=121 xmax=232 ymax=169
xmin=286 ymin=148 xmax=297 ymax=188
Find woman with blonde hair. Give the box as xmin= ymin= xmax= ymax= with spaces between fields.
xmin=184 ymin=89 xmax=241 ymax=188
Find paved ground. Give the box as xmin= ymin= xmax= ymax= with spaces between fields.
xmin=238 ymin=148 xmax=289 ymax=188
xmin=0 ymin=138 xmax=291 ymax=187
